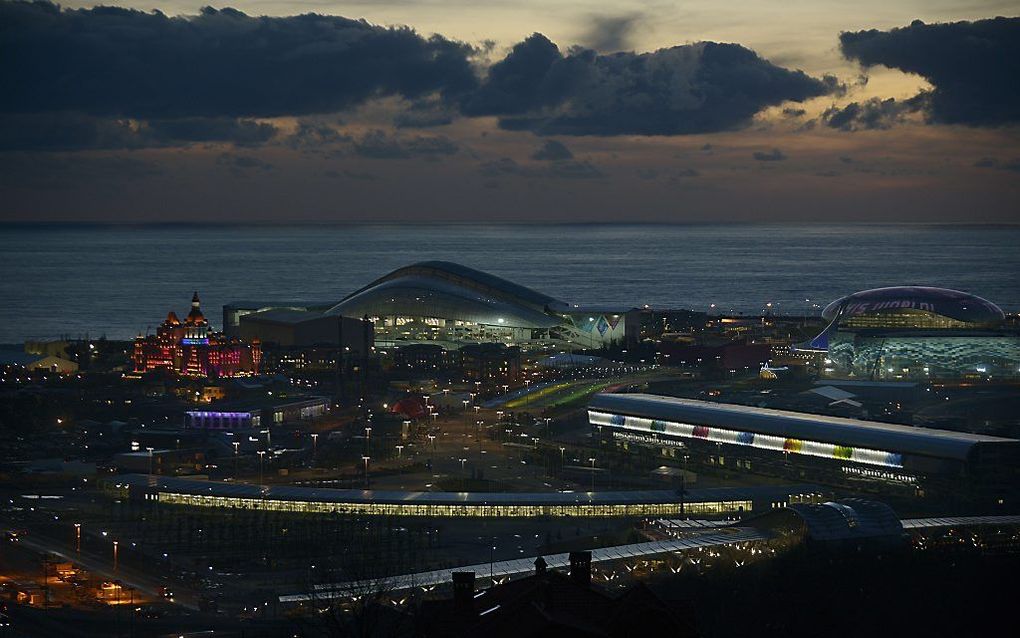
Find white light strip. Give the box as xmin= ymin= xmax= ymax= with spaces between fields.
xmin=589 ymin=410 xmax=904 ymax=468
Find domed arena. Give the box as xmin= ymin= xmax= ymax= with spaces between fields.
xmin=801 ymin=287 xmax=1020 ymax=381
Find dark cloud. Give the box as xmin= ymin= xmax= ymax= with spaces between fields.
xmin=462 ymin=34 xmax=835 ymax=135
xmin=578 ymin=13 xmax=642 ymax=52
xmin=753 ymin=148 xmax=787 ymax=161
xmin=821 ymin=96 xmax=924 ymax=131
xmin=974 ymin=157 xmax=1020 ymax=172
xmin=217 ymin=152 xmax=274 ymax=175
xmin=352 ymin=130 xmax=459 ymax=159
xmin=0 ymin=2 xmax=474 ymax=151
xmin=145 ymin=118 xmax=276 ymax=146
xmin=1 ymin=2 xmax=843 ymax=152
xmin=0 ymin=2 xmax=478 ymax=119
xmin=0 ymin=111 xmax=277 ymax=151
xmin=393 ymin=99 xmax=456 ymax=129
xmin=480 ymin=157 xmax=603 ymax=179
xmin=0 ymin=112 xmax=141 ymax=152
xmin=782 ymin=107 xmax=806 ymax=118
xmin=284 ymin=121 xmax=351 ymax=151
xmin=530 ymin=140 xmax=573 ymax=161
xmin=840 ymin=17 xmax=1020 ymax=125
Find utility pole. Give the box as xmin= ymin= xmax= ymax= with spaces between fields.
xmin=335 ymin=315 xmax=345 ymax=406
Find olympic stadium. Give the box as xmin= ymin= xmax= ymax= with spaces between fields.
xmin=797 ymin=286 xmax=1020 ymax=381
xmin=323 ymin=261 xmax=637 ymax=348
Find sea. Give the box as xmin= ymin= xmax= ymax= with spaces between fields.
xmin=1 ymin=223 xmax=1018 ymax=343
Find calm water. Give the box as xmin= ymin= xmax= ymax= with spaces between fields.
xmin=1 ymin=224 xmax=1018 ymax=343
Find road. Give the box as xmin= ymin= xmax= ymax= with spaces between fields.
xmin=2 ymin=524 xmax=200 ymax=611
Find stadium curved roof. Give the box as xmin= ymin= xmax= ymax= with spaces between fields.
xmin=821 ymin=286 xmax=1004 ymax=325
xmin=787 ymin=499 xmax=904 ymax=542
xmin=325 ymin=261 xmax=568 ymax=329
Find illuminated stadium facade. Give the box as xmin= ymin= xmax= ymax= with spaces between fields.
xmin=798 ymin=287 xmax=1020 ymax=381
xmin=589 ymin=393 xmax=1020 ymax=503
xmin=324 ymin=261 xmax=636 ymax=348
xmin=106 ymin=474 xmax=823 ymax=518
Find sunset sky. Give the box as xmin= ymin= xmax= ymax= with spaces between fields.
xmin=1 ymin=1 xmax=1018 ymax=222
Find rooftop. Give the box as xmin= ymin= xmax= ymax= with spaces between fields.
xmin=589 ymin=393 xmax=1019 ymax=461
xmin=110 ymin=473 xmax=819 ymax=506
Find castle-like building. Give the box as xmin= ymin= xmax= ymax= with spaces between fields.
xmin=133 ymin=293 xmax=261 ymax=377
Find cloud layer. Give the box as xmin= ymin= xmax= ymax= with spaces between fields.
xmin=464 ymin=34 xmax=835 ymax=135
xmin=840 ymin=17 xmax=1020 ymax=125
xmin=0 ymin=2 xmax=477 ymax=119
xmin=0 ymin=2 xmax=838 ymax=149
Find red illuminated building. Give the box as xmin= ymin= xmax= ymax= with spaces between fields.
xmin=133 ymin=293 xmax=261 ymax=377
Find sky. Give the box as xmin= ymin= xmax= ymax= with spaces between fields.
xmin=1 ymin=0 xmax=1019 ymax=222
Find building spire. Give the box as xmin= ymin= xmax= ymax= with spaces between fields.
xmin=192 ymin=291 xmax=200 ymax=308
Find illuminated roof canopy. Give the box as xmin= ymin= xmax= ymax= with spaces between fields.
xmin=325 ymin=261 xmax=568 ymax=329
xmin=786 ymin=499 xmax=904 ymax=542
xmin=821 ymin=286 xmax=1004 ymax=326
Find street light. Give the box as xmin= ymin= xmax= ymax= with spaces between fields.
xmin=74 ymin=523 xmax=81 ymax=553
xmin=146 ymin=447 xmax=154 ymax=476
xmin=395 ymin=444 xmax=404 ymax=459
xmin=257 ymin=450 xmax=266 ymax=486
xmin=310 ymin=433 xmax=318 ymax=458
xmin=362 ymin=456 xmax=371 ymax=488
xmin=588 ymin=457 xmax=596 ymax=492
xmin=113 ymin=540 xmax=119 ymax=573
xmin=232 ymin=441 xmax=240 ymax=477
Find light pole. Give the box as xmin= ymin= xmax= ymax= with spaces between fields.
xmin=395 ymin=444 xmax=404 ymax=459
xmin=310 ymin=433 xmax=318 ymax=465
xmin=490 ymin=539 xmax=496 ymax=585
xmin=364 ymin=426 xmax=372 ymax=456
xmin=232 ymin=441 xmax=240 ymax=477
xmin=362 ymin=456 xmax=371 ymax=488
xmin=113 ymin=540 xmax=119 ymax=573
xmin=257 ymin=450 xmax=266 ymax=486
xmin=146 ymin=447 xmax=154 ymax=477
xmin=588 ymin=457 xmax=596 ymax=492
xmin=74 ymin=523 xmax=81 ymax=553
